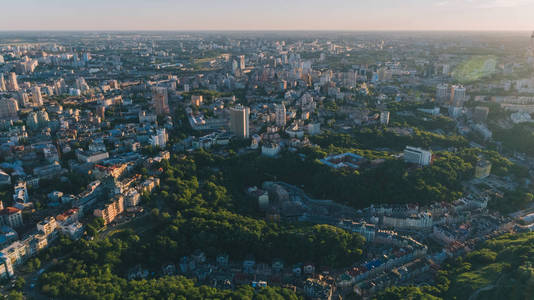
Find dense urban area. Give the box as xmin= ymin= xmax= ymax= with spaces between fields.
xmin=0 ymin=31 xmax=534 ymax=300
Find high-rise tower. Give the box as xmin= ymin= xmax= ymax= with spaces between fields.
xmin=8 ymin=72 xmax=19 ymax=91
xmin=151 ymin=87 xmax=169 ymax=115
xmin=230 ymin=105 xmax=250 ymax=139
xmin=275 ymin=103 xmax=286 ymax=127
xmin=32 ymin=86 xmax=43 ymax=106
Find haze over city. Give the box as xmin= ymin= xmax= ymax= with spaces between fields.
xmin=1 ymin=0 xmax=534 ymax=31
xmin=1 ymin=1 xmax=534 ymax=300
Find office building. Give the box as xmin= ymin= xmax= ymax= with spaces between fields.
xmin=404 ymin=146 xmax=432 ymax=166
xmin=0 ymin=98 xmax=19 ymax=121
xmin=230 ymin=105 xmax=250 ymax=138
xmin=151 ymin=87 xmax=169 ymax=115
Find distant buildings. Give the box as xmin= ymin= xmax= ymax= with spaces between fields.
xmin=230 ymin=105 xmax=250 ymax=138
xmin=436 ymin=84 xmax=467 ymax=107
xmin=403 ymin=146 xmax=432 ymax=166
xmin=510 ymin=111 xmax=533 ymax=124
xmin=152 ymin=86 xmax=170 ymax=115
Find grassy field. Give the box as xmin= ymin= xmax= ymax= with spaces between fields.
xmin=452 ymin=55 xmax=497 ymax=83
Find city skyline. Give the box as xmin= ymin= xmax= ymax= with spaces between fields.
xmin=2 ymin=0 xmax=534 ymax=31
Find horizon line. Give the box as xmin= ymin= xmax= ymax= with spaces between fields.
xmin=0 ymin=29 xmax=533 ymax=33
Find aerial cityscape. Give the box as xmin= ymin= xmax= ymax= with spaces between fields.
xmin=1 ymin=2 xmax=534 ymax=300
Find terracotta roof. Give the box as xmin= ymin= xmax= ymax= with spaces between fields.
xmin=0 ymin=207 xmax=21 ymax=215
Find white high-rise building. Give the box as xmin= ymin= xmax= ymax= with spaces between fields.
xmin=19 ymin=92 xmax=30 ymax=108
xmin=450 ymin=85 xmax=466 ymax=106
xmin=230 ymin=105 xmax=250 ymax=139
xmin=436 ymin=84 xmax=449 ymax=102
xmin=275 ymin=103 xmax=286 ymax=127
xmin=0 ymin=73 xmax=6 ymax=91
xmin=238 ymin=55 xmax=245 ymax=70
xmin=26 ymin=112 xmax=39 ymax=130
xmin=13 ymin=181 xmax=28 ymax=203
xmin=8 ymin=73 xmax=19 ymax=91
xmin=150 ymin=128 xmax=168 ymax=148
xmin=75 ymin=77 xmax=89 ymax=92
xmin=37 ymin=110 xmax=50 ymax=125
xmin=442 ymin=64 xmax=450 ymax=75
xmin=404 ymin=146 xmax=432 ymax=166
xmin=380 ymin=111 xmax=390 ymax=125
xmin=32 ymin=86 xmax=43 ymax=106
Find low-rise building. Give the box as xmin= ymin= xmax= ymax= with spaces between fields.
xmin=0 ymin=207 xmax=23 ymax=228
xmin=261 ymin=143 xmax=281 ymax=157
xmin=382 ymin=212 xmax=433 ymax=230
xmin=304 ymin=278 xmax=333 ymax=300
xmin=76 ymin=149 xmax=109 ymax=163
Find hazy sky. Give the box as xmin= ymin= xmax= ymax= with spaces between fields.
xmin=1 ymin=0 xmax=534 ymax=31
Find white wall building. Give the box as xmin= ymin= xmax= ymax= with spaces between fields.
xmin=404 ymin=146 xmax=432 ymax=166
